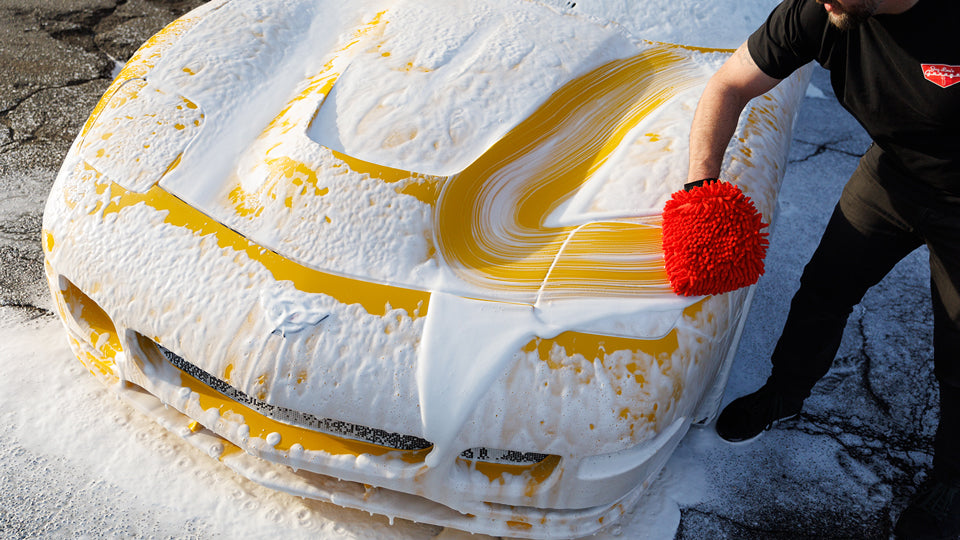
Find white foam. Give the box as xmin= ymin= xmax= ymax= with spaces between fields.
xmin=35 ymin=0 xmax=803 ymax=536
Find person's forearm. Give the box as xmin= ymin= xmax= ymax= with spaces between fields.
xmin=687 ymin=41 xmax=780 ymax=184
xmin=687 ymin=76 xmax=753 ymax=183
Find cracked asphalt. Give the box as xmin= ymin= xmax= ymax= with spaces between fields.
xmin=0 ymin=2 xmax=939 ymax=539
xmin=0 ymin=0 xmax=206 ymax=312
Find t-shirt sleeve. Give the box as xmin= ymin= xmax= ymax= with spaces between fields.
xmin=747 ymin=0 xmax=825 ymax=79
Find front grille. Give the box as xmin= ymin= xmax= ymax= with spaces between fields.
xmin=152 ymin=339 xmax=549 ymax=465
xmin=154 ymin=341 xmax=432 ymax=451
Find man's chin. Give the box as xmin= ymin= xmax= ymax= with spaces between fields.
xmin=823 ymin=0 xmax=878 ymax=30
xmin=827 ymin=11 xmax=862 ymax=30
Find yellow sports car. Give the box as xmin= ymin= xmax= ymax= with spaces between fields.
xmin=43 ymin=0 xmax=808 ymax=537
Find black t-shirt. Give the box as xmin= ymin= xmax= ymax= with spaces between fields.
xmin=747 ymin=0 xmax=960 ymax=193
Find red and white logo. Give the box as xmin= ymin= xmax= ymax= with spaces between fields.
xmin=922 ymin=64 xmax=960 ymax=89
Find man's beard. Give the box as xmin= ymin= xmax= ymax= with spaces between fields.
xmin=819 ymin=0 xmax=881 ymax=30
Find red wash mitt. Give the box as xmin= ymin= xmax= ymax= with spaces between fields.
xmin=661 ymin=180 xmax=769 ymax=296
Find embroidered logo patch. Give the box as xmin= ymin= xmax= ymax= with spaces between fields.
xmin=922 ymin=64 xmax=960 ymax=88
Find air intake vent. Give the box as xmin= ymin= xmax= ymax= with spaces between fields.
xmin=153 ymin=341 xmax=433 ymax=451
xmin=152 ymin=339 xmax=550 ymax=465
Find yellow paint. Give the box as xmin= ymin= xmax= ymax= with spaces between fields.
xmin=163 ymin=153 xmax=183 ymax=176
xmin=458 ymin=454 xmax=560 ymax=492
xmin=258 ymin=10 xmax=387 ymax=138
xmin=682 ymin=297 xmax=706 ymax=320
xmin=217 ymin=438 xmax=246 ymax=460
xmin=228 ymin=11 xmax=445 ymax=220
xmin=80 ymin=78 xmax=201 ymax=193
xmin=522 ymin=327 xmax=681 ymax=368
xmin=399 ymin=61 xmax=432 ymax=73
xmin=58 ymin=278 xmax=122 ymax=382
xmin=330 ymin=149 xmax=445 ymax=203
xmin=435 ymin=45 xmax=707 ymax=299
xmin=231 ymin=157 xmax=331 ymax=215
xmin=228 ymin=184 xmax=264 ymax=218
xmin=506 ymin=520 xmax=533 ymax=531
xmin=43 ymin=230 xmax=55 ymax=253
xmin=647 ymin=40 xmax=736 ymax=55
xmin=232 ymin=44 xmax=709 ymax=304
xmin=92 ymin=176 xmax=428 ymax=318
xmin=177 ymin=362 xmax=430 ymax=461
xmin=81 ymin=13 xmax=204 ymax=139
xmin=516 ymin=300 xmax=711 ymax=432
xmin=260 ymin=71 xmax=337 ymax=137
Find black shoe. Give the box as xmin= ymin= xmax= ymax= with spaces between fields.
xmin=715 ymin=384 xmax=802 ymax=442
xmin=894 ymin=474 xmax=960 ymax=540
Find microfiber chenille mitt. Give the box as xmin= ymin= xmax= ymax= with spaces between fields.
xmin=661 ymin=180 xmax=769 ymax=296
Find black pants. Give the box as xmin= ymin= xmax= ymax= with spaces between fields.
xmin=767 ymin=144 xmax=960 ymax=478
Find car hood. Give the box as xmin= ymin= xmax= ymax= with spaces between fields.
xmin=125 ymin=0 xmax=719 ymax=306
